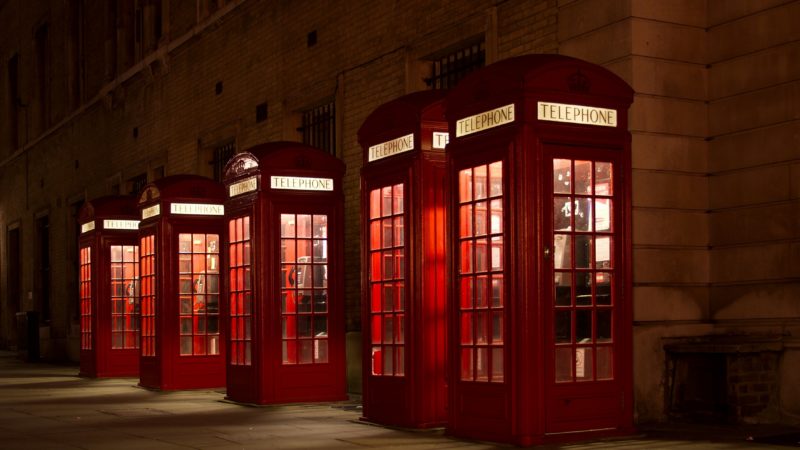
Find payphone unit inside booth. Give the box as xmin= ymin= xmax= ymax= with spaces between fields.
xmin=358 ymin=91 xmax=449 ymax=428
xmin=223 ymin=141 xmax=346 ymax=405
xmin=136 ymin=175 xmax=227 ymax=390
xmin=78 ymin=195 xmax=141 ymax=378
xmin=445 ymin=54 xmax=634 ymax=446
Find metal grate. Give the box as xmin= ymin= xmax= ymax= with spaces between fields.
xmin=300 ymin=102 xmax=336 ymax=157
xmin=427 ymin=41 xmax=485 ymax=90
xmin=211 ymin=141 xmax=236 ymax=181
xmin=128 ymin=173 xmax=148 ymax=196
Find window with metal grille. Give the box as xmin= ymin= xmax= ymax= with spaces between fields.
xmin=211 ymin=141 xmax=236 ymax=182
xmin=128 ymin=173 xmax=148 ymax=196
xmin=426 ymin=40 xmax=485 ymax=90
xmin=300 ymin=102 xmax=336 ymax=156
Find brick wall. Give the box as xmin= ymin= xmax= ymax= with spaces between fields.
xmin=0 ymin=0 xmax=558 ymax=358
xmin=727 ymin=353 xmax=780 ymax=420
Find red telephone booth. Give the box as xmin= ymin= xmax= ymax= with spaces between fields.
xmin=137 ymin=175 xmax=227 ymax=390
xmin=357 ymin=91 xmax=449 ymax=428
xmin=78 ymin=195 xmax=141 ymax=377
xmin=222 ymin=142 xmax=346 ymax=404
xmin=445 ymin=55 xmax=634 ymax=445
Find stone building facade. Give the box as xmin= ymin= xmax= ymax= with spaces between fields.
xmin=0 ymin=0 xmax=798 ymax=425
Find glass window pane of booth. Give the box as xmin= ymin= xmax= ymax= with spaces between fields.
xmin=110 ymin=245 xmax=140 ymax=349
xmin=80 ymin=247 xmax=92 ymax=350
xmin=178 ymin=233 xmax=221 ymax=356
xmin=368 ymin=184 xmax=405 ymax=376
xmin=552 ymin=159 xmax=615 ymax=383
xmin=458 ymin=161 xmax=504 ymax=382
xmin=140 ymin=235 xmax=156 ymax=357
xmin=280 ymin=214 xmax=329 ymax=364
xmin=229 ymin=216 xmax=252 ymax=366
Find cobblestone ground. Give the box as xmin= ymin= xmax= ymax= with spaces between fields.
xmin=0 ymin=351 xmax=796 ymax=449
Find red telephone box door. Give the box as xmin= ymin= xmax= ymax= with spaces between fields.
xmin=274 ymin=204 xmax=341 ymax=401
xmin=544 ymin=145 xmax=629 ymax=433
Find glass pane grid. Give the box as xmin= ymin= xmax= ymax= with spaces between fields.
xmin=79 ymin=247 xmax=92 ymax=350
xmin=178 ymin=233 xmax=221 ymax=356
xmin=280 ymin=213 xmax=329 ymax=365
xmin=228 ymin=217 xmax=252 ymax=366
xmin=140 ymin=235 xmax=156 ymax=357
xmin=458 ymin=162 xmax=504 ymax=383
xmin=110 ymin=245 xmax=140 ymax=349
xmin=553 ymin=159 xmax=615 ymax=383
xmin=368 ymin=184 xmax=405 ymax=376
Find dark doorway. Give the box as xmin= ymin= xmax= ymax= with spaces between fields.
xmin=667 ymin=353 xmax=730 ymax=423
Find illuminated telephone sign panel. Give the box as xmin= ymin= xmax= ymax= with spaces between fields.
xmin=444 ymin=55 xmax=634 ymax=446
xmin=222 ymin=142 xmax=346 ymax=405
xmin=77 ymin=195 xmax=141 ymax=378
xmin=357 ymin=90 xmax=449 ymax=428
xmin=136 ymin=175 xmax=227 ymax=390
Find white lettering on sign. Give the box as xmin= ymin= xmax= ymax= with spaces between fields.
xmin=80 ymin=221 xmax=95 ymax=234
xmin=229 ymin=176 xmax=258 ymax=197
xmin=270 ymin=176 xmax=334 ymax=191
xmin=142 ymin=204 xmax=161 ymax=220
xmin=537 ymin=102 xmax=617 ymax=127
xmin=103 ymin=220 xmax=140 ymax=230
xmin=170 ymin=203 xmax=225 ymax=216
xmin=432 ymin=132 xmax=449 ymax=149
xmin=456 ymin=104 xmax=515 ymax=138
xmin=368 ymin=133 xmax=414 ymax=162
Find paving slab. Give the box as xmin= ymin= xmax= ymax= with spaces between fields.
xmin=1 ymin=351 xmax=798 ymax=449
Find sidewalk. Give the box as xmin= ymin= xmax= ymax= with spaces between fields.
xmin=0 ymin=351 xmax=797 ymax=449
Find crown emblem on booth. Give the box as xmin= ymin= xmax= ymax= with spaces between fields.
xmin=567 ymin=69 xmax=590 ymax=92
xmin=226 ymin=155 xmax=259 ymax=178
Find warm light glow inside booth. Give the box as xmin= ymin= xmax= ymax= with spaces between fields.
xmin=78 ymin=195 xmax=141 ymax=377
xmin=357 ymin=91 xmax=449 ymax=427
xmin=137 ymin=175 xmax=227 ymax=390
xmin=445 ymin=55 xmax=634 ymax=445
xmin=222 ymin=142 xmax=346 ymax=404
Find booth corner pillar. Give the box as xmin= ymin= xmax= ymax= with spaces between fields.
xmin=444 ymin=55 xmax=634 ymax=446
xmin=222 ymin=141 xmax=346 ymax=405
xmin=357 ymin=90 xmax=449 ymax=428
xmin=77 ymin=195 xmax=141 ymax=378
xmin=136 ymin=175 xmax=227 ymax=390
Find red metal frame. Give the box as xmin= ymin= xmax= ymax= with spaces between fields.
xmin=223 ymin=142 xmax=346 ymax=405
xmin=445 ymin=55 xmax=634 ymax=446
xmin=358 ymin=91 xmax=449 ymax=428
xmin=78 ymin=195 xmax=140 ymax=378
xmin=137 ymin=175 xmax=227 ymax=390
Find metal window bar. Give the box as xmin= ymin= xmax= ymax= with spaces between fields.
xmin=300 ymin=102 xmax=336 ymax=157
xmin=128 ymin=173 xmax=148 ymax=196
xmin=428 ymin=41 xmax=485 ymax=90
xmin=212 ymin=141 xmax=236 ymax=182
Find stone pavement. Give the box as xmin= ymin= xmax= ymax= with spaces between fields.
xmin=0 ymin=351 xmax=797 ymax=449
